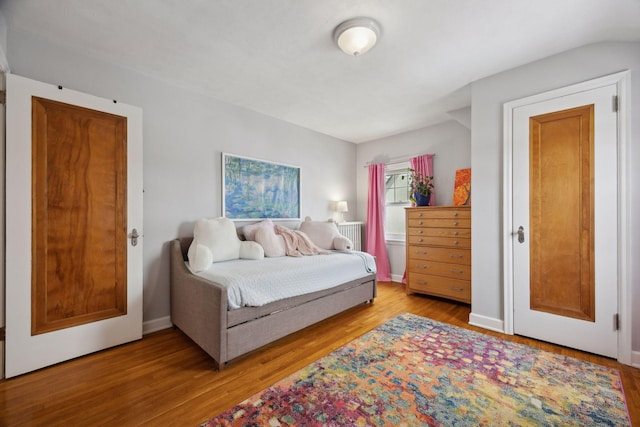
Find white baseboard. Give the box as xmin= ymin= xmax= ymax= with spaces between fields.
xmin=470 ymin=314 xmax=640 ymax=367
xmin=143 ymin=316 xmax=173 ymax=335
xmin=390 ymin=274 xmax=404 ymax=283
xmin=469 ymin=312 xmax=505 ymax=334
xmin=631 ymin=351 xmax=640 ymax=369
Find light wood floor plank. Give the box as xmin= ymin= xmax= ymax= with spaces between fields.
xmin=1 ymin=282 xmax=637 ymax=426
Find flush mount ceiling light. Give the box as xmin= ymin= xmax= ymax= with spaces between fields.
xmin=333 ymin=17 xmax=381 ymax=56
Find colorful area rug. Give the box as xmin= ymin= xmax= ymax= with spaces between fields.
xmin=201 ymin=313 xmax=630 ymax=426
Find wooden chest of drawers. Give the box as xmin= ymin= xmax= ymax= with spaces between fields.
xmin=405 ymin=206 xmax=471 ymax=303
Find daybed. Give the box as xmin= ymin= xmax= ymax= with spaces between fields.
xmin=170 ymin=218 xmax=377 ymax=370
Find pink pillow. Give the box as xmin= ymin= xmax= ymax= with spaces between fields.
xmin=255 ymin=226 xmax=286 ymax=257
xmin=243 ymin=219 xmax=275 ymax=241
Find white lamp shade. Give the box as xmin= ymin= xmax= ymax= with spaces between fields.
xmin=334 ymin=18 xmax=381 ymax=56
xmin=336 ymin=201 xmax=349 ymax=213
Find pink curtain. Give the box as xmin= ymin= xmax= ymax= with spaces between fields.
xmin=366 ymin=163 xmax=391 ymax=282
xmin=410 ymin=154 xmax=436 ymax=206
xmin=403 ymin=154 xmax=435 ymax=283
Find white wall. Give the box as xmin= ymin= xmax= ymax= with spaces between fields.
xmin=471 ymin=41 xmax=640 ymax=351
xmin=356 ymin=120 xmax=471 ymax=280
xmin=6 ymin=29 xmax=358 ymax=324
xmin=0 ymin=11 xmax=8 ymax=72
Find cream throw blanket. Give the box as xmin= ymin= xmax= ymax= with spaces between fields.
xmin=274 ymin=225 xmax=330 ymax=257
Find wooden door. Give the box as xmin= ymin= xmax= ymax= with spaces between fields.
xmin=512 ymin=83 xmax=618 ymax=358
xmin=528 ymin=105 xmax=595 ymax=322
xmin=32 ymin=97 xmax=128 ymax=335
xmin=5 ymin=74 xmax=143 ymax=378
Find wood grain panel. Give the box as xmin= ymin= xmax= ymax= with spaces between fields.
xmin=407 ymin=246 xmax=471 ymax=264
xmin=406 ymin=208 xmax=470 ymax=219
xmin=407 ymin=235 xmax=471 ymax=249
xmin=407 ymin=227 xmax=471 ymax=238
xmin=407 ymin=218 xmax=471 ymax=228
xmin=529 ymin=105 xmax=595 ymax=321
xmin=406 ymin=273 xmax=471 ymax=303
xmin=407 ymin=259 xmax=471 ymax=280
xmin=32 ymin=97 xmax=128 ymax=335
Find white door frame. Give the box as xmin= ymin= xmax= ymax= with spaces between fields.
xmin=4 ymin=74 xmax=144 ymax=377
xmin=0 ymin=72 xmax=5 ymax=379
xmin=502 ymin=71 xmax=632 ymax=365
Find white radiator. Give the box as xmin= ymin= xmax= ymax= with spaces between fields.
xmin=337 ymin=221 xmax=364 ymax=251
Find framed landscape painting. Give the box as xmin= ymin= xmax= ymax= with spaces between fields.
xmin=222 ymin=153 xmax=300 ymax=220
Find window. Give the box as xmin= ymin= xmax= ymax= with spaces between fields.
xmin=385 ymin=170 xmax=410 ymax=204
xmin=385 ymin=162 xmax=410 ymax=240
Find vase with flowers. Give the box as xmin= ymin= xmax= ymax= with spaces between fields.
xmin=409 ymin=168 xmax=434 ymax=206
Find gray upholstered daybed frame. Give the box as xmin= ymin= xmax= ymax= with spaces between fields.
xmin=170 ymin=238 xmax=377 ymax=370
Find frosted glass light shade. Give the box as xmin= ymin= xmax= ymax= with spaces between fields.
xmin=334 ymin=18 xmax=381 ymax=56
xmin=336 ymin=201 xmax=348 ymax=213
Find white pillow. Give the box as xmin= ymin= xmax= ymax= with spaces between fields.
xmin=193 ymin=218 xmax=241 ymax=262
xmin=188 ymin=217 xmax=264 ymax=272
xmin=188 ymin=243 xmax=213 ymax=272
xmin=240 ymin=240 xmax=265 ymax=259
xmin=255 ymin=226 xmax=286 ymax=257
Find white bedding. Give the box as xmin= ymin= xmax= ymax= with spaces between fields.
xmin=188 ymin=251 xmax=376 ymax=309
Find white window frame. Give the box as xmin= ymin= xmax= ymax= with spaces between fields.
xmin=385 ymin=161 xmax=410 ymax=241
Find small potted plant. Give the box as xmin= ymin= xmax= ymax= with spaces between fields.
xmin=409 ymin=168 xmax=434 ymax=206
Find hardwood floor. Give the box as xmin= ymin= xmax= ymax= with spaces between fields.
xmin=1 ymin=281 xmax=638 ymax=426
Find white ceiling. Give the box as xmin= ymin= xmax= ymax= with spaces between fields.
xmin=1 ymin=0 xmax=639 ymax=143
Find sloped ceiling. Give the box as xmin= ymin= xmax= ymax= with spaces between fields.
xmin=1 ymin=0 xmax=639 ymax=142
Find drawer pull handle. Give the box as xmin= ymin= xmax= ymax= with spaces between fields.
xmin=418 ymin=264 xmax=427 ymax=269
xmin=418 ymin=221 xmax=423 ymax=225
xmin=417 ymin=251 xmax=427 ymax=255
xmin=417 ymin=280 xmax=427 ymax=285
xmin=453 ymin=212 xmax=459 ymax=217
xmin=450 ymin=268 xmax=463 ymax=274
xmin=450 ymin=254 xmax=464 ymax=259
xmin=418 ymin=213 xmax=423 ymax=217
xmin=450 ymin=286 xmax=464 ymax=292
xmin=453 ymin=240 xmax=459 ymax=245
xmin=453 ymin=221 xmax=459 ymax=226
xmin=418 ymin=230 xmax=423 ymax=234
xmin=453 ymin=231 xmax=459 ymax=236
xmin=418 ymin=238 xmax=423 ymax=242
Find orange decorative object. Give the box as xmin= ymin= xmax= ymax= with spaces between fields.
xmin=453 ymin=168 xmax=471 ymax=206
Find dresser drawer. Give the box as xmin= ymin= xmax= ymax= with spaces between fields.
xmin=407 ymin=208 xmax=470 ymax=220
xmin=407 ymin=273 xmax=471 ymax=303
xmin=407 ymin=227 xmax=471 ymax=238
xmin=407 ymin=235 xmax=471 ymax=249
xmin=407 ymin=218 xmax=471 ymax=228
xmin=407 ymin=246 xmax=471 ymax=265
xmin=407 ymin=259 xmax=471 ymax=280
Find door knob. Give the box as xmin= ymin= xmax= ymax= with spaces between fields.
xmin=517 ymin=226 xmax=525 ymax=243
xmin=129 ymin=228 xmax=140 ymax=247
